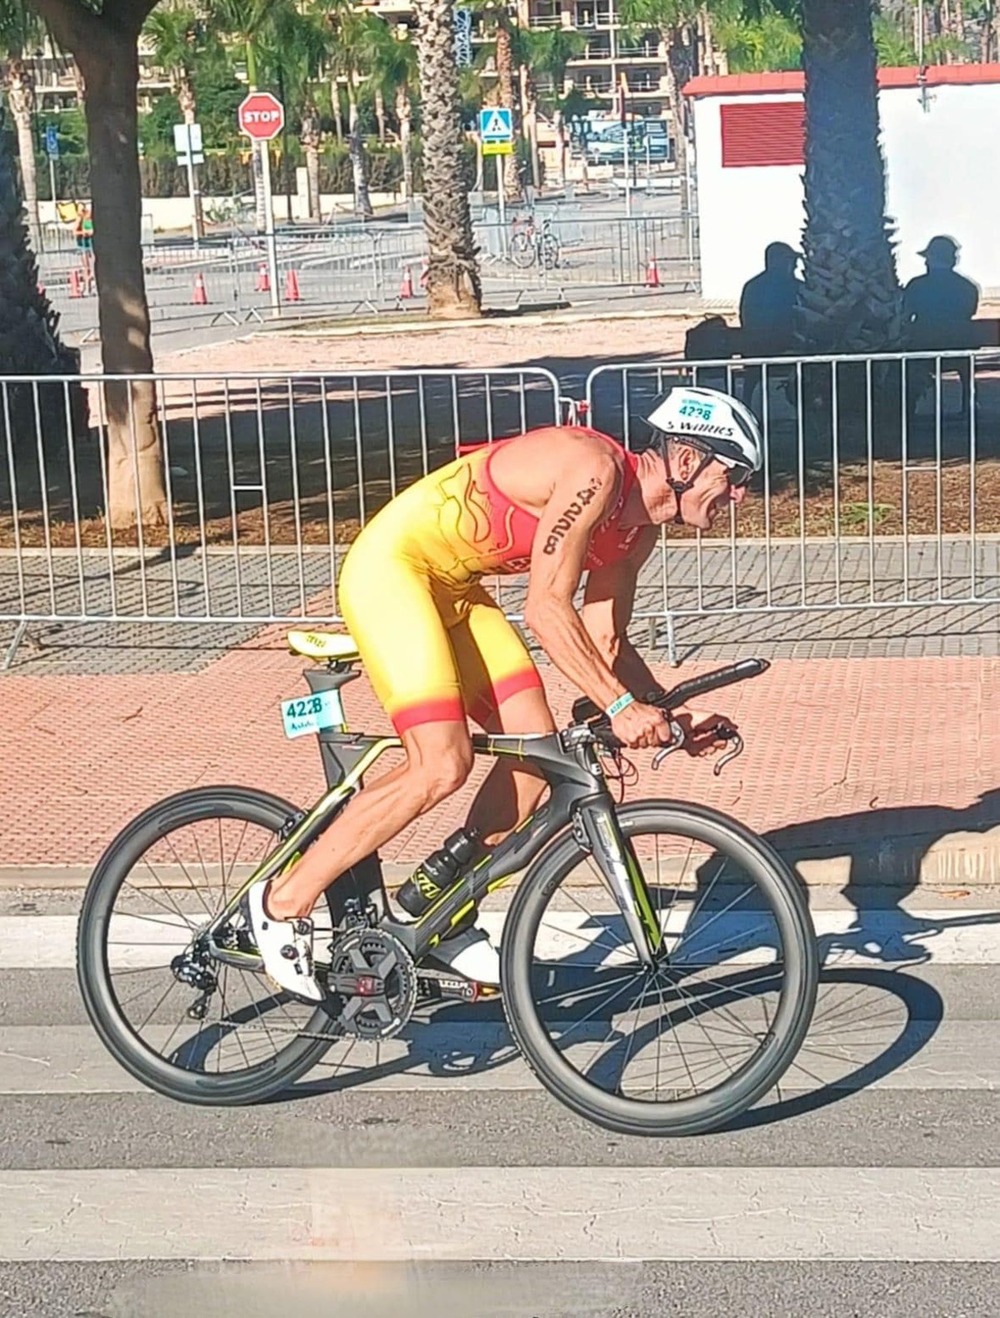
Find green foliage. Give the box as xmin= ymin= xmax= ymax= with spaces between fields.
xmin=715 ymin=5 xmax=802 ymax=70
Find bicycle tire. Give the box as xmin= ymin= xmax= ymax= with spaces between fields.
xmin=509 ymin=232 xmax=536 ymax=268
xmin=500 ymin=799 xmax=818 ymax=1137
xmin=76 ymin=785 xmax=341 ymax=1107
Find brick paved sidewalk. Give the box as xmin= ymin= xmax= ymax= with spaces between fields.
xmin=2 ymin=630 xmax=999 ymax=889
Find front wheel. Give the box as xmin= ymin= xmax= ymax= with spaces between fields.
xmin=500 ymin=800 xmax=818 ymax=1137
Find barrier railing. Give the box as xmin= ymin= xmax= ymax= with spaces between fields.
xmin=0 ymin=367 xmax=562 ymax=666
xmin=40 ymin=215 xmax=701 ymax=338
xmin=586 ymin=348 xmax=1000 ymax=659
xmin=4 ymin=348 xmax=1000 ymax=668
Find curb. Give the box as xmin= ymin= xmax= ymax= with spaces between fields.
xmin=3 ymin=831 xmax=1000 ymax=891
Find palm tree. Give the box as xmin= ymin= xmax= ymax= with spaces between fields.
xmin=512 ymin=26 xmax=585 ymax=189
xmin=143 ymin=6 xmax=214 ymax=236
xmin=210 ymin=0 xmax=288 ymax=229
xmin=760 ymin=0 xmax=903 ymax=353
xmin=359 ymin=14 xmax=419 ymax=202
xmin=714 ymin=3 xmax=802 ymax=69
xmin=413 ymin=0 xmax=481 ymax=317
xmin=323 ymin=4 xmax=376 ymax=219
xmin=472 ymin=0 xmax=522 ymax=200
xmin=617 ymin=0 xmax=734 ymax=212
xmin=0 ymin=1 xmax=46 ymax=250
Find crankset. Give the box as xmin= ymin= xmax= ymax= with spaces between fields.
xmin=328 ymin=928 xmax=418 ymax=1040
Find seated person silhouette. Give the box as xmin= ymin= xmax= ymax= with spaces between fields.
xmin=903 ymin=235 xmax=981 ymax=417
xmin=738 ymin=241 xmax=804 ymax=411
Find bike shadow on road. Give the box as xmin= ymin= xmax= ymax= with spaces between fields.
xmin=284 ymin=791 xmax=1000 ymax=1122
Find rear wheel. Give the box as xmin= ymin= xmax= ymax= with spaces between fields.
xmin=501 ymin=800 xmax=818 ymax=1136
xmin=509 ymin=232 xmax=536 ymax=268
xmin=76 ymin=786 xmax=345 ymax=1106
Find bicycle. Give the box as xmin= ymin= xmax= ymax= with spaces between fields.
xmin=76 ymin=632 xmax=818 ymax=1137
xmin=509 ymin=214 xmax=560 ymax=271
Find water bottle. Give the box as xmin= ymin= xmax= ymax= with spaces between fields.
xmin=395 ymin=827 xmax=482 ymax=919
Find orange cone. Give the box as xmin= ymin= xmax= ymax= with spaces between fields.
xmin=399 ymin=264 xmax=414 ymax=299
xmin=192 ymin=271 xmax=209 ymax=305
xmin=69 ymin=268 xmax=83 ymax=299
xmin=284 ymin=268 xmax=301 ymax=302
xmin=255 ymin=261 xmax=270 ymax=292
xmin=645 ymin=257 xmax=660 ymax=288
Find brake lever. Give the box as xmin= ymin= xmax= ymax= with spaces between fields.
xmin=651 ymin=720 xmax=687 ymax=770
xmin=712 ymin=727 xmax=744 ymax=777
xmin=651 ymin=722 xmax=745 ymax=775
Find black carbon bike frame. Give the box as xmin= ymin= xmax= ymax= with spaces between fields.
xmin=203 ymin=656 xmax=768 ymax=967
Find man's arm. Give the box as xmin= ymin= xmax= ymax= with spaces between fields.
xmin=522 ymin=449 xmax=671 ymax=749
xmin=523 ymin=449 xmax=630 ymax=711
xmin=579 ymin=526 xmax=662 ymax=696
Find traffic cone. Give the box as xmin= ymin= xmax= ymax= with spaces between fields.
xmin=69 ymin=268 xmax=83 ymax=299
xmin=419 ymin=259 xmax=429 ymax=290
xmin=399 ymin=264 xmax=414 ymax=299
xmin=645 ymin=257 xmax=660 ymax=288
xmin=255 ymin=261 xmax=269 ymax=292
xmin=192 ymin=271 xmax=209 ymax=305
xmin=284 ymin=268 xmax=301 ymax=302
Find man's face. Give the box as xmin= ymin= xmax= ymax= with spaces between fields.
xmin=660 ymin=443 xmax=749 ymax=531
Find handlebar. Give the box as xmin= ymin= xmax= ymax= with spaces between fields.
xmin=570 ymin=658 xmax=770 ymax=728
xmin=569 ymin=657 xmax=771 ymax=775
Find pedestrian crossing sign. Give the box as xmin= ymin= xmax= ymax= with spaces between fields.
xmin=479 ymin=107 xmax=513 ymax=142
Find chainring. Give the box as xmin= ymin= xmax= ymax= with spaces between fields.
xmin=328 ymin=928 xmax=417 ymax=1041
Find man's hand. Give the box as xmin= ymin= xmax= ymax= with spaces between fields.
xmin=672 ymin=707 xmax=739 ymax=758
xmin=611 ymin=700 xmax=675 ymax=750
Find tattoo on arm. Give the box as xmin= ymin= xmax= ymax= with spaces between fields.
xmin=542 ymin=476 xmax=605 ymax=555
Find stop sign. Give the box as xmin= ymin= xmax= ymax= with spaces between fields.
xmin=238 ymin=92 xmax=284 ymax=141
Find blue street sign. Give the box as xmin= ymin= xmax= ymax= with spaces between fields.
xmin=44 ymin=125 xmax=59 ymax=158
xmin=478 ymin=107 xmax=513 ymax=142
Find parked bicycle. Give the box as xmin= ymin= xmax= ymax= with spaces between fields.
xmin=76 ymin=632 xmax=818 ymax=1137
xmin=509 ymin=213 xmax=561 ymax=271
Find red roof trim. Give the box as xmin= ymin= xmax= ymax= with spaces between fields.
xmin=685 ymin=63 xmax=1000 ymax=98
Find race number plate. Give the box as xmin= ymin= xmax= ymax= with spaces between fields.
xmin=280 ymin=689 xmax=345 ymax=739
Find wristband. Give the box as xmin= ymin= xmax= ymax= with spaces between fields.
xmin=605 ymin=692 xmax=635 ymax=718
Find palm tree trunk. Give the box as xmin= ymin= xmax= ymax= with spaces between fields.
xmin=495 ymin=22 xmax=521 ymax=202
xmin=331 ymin=84 xmax=344 ymax=142
xmin=75 ymin=29 xmax=166 ymax=528
xmin=301 ymin=105 xmax=322 ymax=221
xmin=663 ymin=26 xmax=694 ymax=215
xmin=6 ymin=59 xmax=40 ymax=250
xmin=177 ymin=74 xmax=203 ymax=238
xmin=521 ymin=67 xmax=540 ymax=190
xmin=346 ymin=82 xmax=373 ymax=219
xmin=374 ymin=87 xmax=386 ymax=142
xmin=396 ymin=85 xmax=413 ymax=201
xmin=414 ymin=0 xmax=481 ymax=317
xmin=797 ymin=0 xmax=903 ymax=354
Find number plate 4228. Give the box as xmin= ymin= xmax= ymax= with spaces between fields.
xmin=280 ymin=689 xmax=345 ymax=739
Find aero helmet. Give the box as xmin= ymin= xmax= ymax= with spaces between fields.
xmin=644 ymin=386 xmax=763 ymax=523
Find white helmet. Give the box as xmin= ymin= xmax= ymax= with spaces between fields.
xmin=645 ymin=386 xmax=763 ymax=481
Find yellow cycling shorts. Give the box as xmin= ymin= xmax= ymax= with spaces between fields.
xmin=338 ymin=540 xmax=543 ymax=736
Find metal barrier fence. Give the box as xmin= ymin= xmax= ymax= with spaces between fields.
xmin=0 ymin=367 xmax=563 ymax=666
xmin=40 ymin=215 xmax=700 ymax=339
xmin=585 ymin=348 xmax=1000 ymax=659
xmin=4 ymin=349 xmax=1000 ymax=667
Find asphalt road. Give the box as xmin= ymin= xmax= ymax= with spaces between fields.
xmin=0 ymin=883 xmax=998 ymax=1316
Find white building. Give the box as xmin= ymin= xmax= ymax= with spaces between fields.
xmin=684 ymin=64 xmax=1000 ymax=303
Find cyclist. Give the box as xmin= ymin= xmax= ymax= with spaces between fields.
xmin=247 ymin=386 xmax=764 ymax=1000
